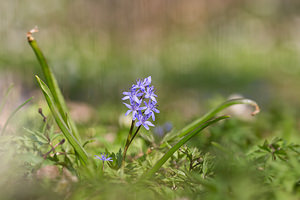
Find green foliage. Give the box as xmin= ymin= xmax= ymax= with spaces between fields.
xmin=108 ymin=148 xmax=123 ymax=170
xmin=27 ymin=28 xmax=81 ymax=142
xmin=18 ymin=50 xmax=298 ymax=200
xmin=35 ymin=76 xmax=88 ymax=165
xmin=1 ymin=26 xmax=300 ymax=199
xmin=1 ymin=99 xmax=300 ymax=199
xmin=141 ymin=115 xmax=230 ymax=180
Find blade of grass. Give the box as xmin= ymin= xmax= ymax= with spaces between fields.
xmin=0 ymin=97 xmax=32 ymax=135
xmin=36 ymin=75 xmax=88 ymax=165
xmin=0 ymin=84 xmax=14 ymax=116
xmin=177 ymin=98 xmax=259 ymax=138
xmin=27 ymin=27 xmax=81 ymax=142
xmin=140 ymin=115 xmax=230 ymax=180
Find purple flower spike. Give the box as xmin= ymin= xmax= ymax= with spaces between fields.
xmin=122 ymin=76 xmax=159 ymax=130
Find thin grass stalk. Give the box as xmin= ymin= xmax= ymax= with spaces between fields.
xmin=0 ymin=97 xmax=32 ymax=135
xmin=0 ymin=84 xmax=14 ymax=116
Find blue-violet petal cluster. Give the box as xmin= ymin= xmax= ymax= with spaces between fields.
xmin=95 ymin=154 xmax=113 ymax=162
xmin=122 ymin=76 xmax=159 ymax=130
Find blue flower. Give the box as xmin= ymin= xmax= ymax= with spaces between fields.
xmin=154 ymin=126 xmax=164 ymax=137
xmin=141 ymin=100 xmax=160 ymax=121
xmin=142 ymin=76 xmax=152 ymax=87
xmin=123 ymin=99 xmax=142 ymax=120
xmin=136 ymin=114 xmax=154 ymax=130
xmin=122 ymin=87 xmax=141 ymax=103
xmin=144 ymin=86 xmax=157 ymax=102
xmin=153 ymin=122 xmax=173 ymax=138
xmin=133 ymin=76 xmax=151 ymax=92
xmin=95 ymin=154 xmax=113 ymax=162
xmin=122 ymin=76 xmax=159 ymax=130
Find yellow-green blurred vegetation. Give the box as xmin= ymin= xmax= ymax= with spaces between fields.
xmin=1 ymin=0 xmax=300 ymax=106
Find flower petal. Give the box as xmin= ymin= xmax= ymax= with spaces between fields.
xmin=145 ymin=121 xmax=155 ymax=127
xmin=125 ymin=110 xmax=132 ymax=116
xmin=122 ymin=96 xmax=130 ymax=100
xmin=143 ymin=124 xmax=149 ymax=130
xmin=136 ymin=121 xmax=142 ymax=127
xmin=123 ymin=103 xmax=131 ymax=109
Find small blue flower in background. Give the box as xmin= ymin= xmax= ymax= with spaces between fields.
xmin=95 ymin=154 xmax=113 ymax=170
xmin=95 ymin=154 xmax=113 ymax=162
xmin=154 ymin=126 xmax=164 ymax=137
xmin=164 ymin=122 xmax=173 ymax=132
xmin=153 ymin=122 xmax=173 ymax=138
xmin=122 ymin=76 xmax=159 ymax=130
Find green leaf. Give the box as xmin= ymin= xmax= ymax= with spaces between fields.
xmin=177 ymin=98 xmax=259 ymax=138
xmin=83 ymin=139 xmax=95 ymax=148
xmin=35 ymin=75 xmax=88 ymax=165
xmin=116 ymin=148 xmax=123 ymax=169
xmin=27 ymin=29 xmax=81 ymax=142
xmin=211 ymin=141 xmax=229 ymax=153
xmin=108 ymin=148 xmax=123 ymax=170
xmin=140 ymin=115 xmax=230 ymax=180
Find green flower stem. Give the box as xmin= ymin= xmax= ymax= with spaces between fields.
xmin=128 ymin=125 xmax=141 ymax=149
xmin=123 ymin=120 xmax=135 ymax=164
xmin=140 ymin=115 xmax=230 ymax=180
xmin=27 ymin=27 xmax=81 ymax=142
xmin=177 ymin=98 xmax=259 ymax=138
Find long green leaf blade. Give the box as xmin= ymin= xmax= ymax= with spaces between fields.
xmin=35 ymin=75 xmax=88 ymax=165
xmin=140 ymin=115 xmax=230 ymax=180
xmin=27 ymin=27 xmax=81 ymax=142
xmin=177 ymin=98 xmax=259 ymax=138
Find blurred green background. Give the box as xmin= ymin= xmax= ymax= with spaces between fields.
xmin=1 ymin=0 xmax=300 ymax=127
